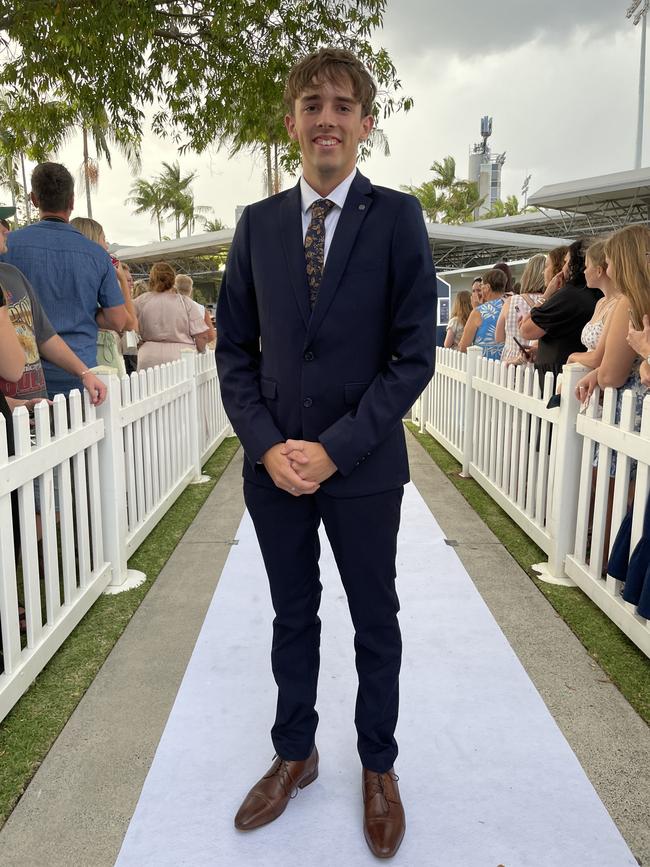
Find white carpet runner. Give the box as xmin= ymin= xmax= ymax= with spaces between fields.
xmin=115 ymin=483 xmax=636 ymax=866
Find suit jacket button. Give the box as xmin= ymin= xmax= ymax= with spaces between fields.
xmin=303 ymin=397 xmax=313 ymax=408
xmin=304 ymin=351 xmax=314 ymax=361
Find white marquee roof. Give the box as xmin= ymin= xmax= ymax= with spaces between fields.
xmin=114 ymin=221 xmax=569 ymax=274
xmin=528 ymin=167 xmax=650 ymax=213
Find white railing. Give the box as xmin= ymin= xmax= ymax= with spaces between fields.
xmin=0 ymin=351 xmax=231 ymax=722
xmin=565 ymin=389 xmax=650 ymax=657
xmin=420 ymin=346 xmax=650 ymax=657
xmin=0 ymin=392 xmax=110 ymax=721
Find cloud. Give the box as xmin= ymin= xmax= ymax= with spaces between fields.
xmin=380 ymin=0 xmax=631 ymax=58
xmin=18 ymin=2 xmax=646 ymax=251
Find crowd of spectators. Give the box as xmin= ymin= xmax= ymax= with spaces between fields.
xmin=448 ymin=228 xmax=650 ymax=594
xmin=0 ymin=161 xmax=215 ymax=404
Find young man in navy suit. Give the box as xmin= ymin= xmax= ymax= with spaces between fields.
xmin=216 ymin=48 xmax=436 ymax=858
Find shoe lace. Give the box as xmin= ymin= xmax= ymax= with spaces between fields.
xmin=366 ymin=772 xmax=399 ymax=814
xmin=270 ymin=755 xmax=299 ymax=799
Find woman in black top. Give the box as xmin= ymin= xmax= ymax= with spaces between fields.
xmin=520 ymin=240 xmax=602 ymax=389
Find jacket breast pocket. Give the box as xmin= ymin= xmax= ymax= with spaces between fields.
xmin=260 ymin=377 xmax=277 ymax=400
xmin=344 ymin=381 xmax=370 ymax=405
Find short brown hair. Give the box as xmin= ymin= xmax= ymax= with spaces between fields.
xmin=284 ymin=48 xmax=377 ymax=117
xmin=149 ymin=261 xmax=176 ymax=293
xmin=481 ymin=268 xmax=507 ymax=294
xmin=31 ymin=162 xmax=74 ymax=213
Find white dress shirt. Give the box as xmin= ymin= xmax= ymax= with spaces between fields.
xmin=300 ymin=168 xmax=357 ymax=264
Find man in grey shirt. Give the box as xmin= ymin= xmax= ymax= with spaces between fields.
xmin=0 ymin=210 xmax=107 ymax=406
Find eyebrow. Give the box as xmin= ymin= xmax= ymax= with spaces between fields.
xmin=299 ymin=93 xmax=357 ymax=105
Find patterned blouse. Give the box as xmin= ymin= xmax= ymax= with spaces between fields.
xmin=446 ymin=316 xmax=465 ymax=350
xmin=474 ymin=297 xmax=505 ymax=361
xmin=501 ymin=293 xmax=543 ymax=362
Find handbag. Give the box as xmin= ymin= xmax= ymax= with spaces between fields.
xmin=121 ymin=330 xmax=139 ymax=353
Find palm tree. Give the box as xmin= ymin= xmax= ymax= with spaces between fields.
xmin=79 ymin=108 xmax=141 ymax=218
xmin=430 ymin=156 xmax=458 ymax=196
xmin=125 ymin=178 xmax=167 ymax=241
xmin=157 ymin=161 xmax=199 ymax=237
xmin=178 ymin=192 xmax=212 ymax=237
xmin=201 ymin=216 xmax=227 ymax=233
xmin=401 ymin=179 xmax=447 ymax=222
xmin=402 ymin=155 xmax=483 ymax=224
xmin=481 ymin=195 xmax=523 ymax=220
xmin=0 ymin=92 xmax=73 ymax=223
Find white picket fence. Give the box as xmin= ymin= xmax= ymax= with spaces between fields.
xmin=415 ymin=345 xmax=650 ymax=657
xmin=0 ymin=350 xmax=231 ymax=722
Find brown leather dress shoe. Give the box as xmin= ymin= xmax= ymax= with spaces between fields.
xmin=234 ymin=747 xmax=319 ymax=831
xmin=362 ymin=767 xmax=406 ymax=859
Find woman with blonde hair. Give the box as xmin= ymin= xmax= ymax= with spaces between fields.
xmin=444 ymin=290 xmax=472 ymax=349
xmin=134 ymin=261 xmax=210 ymax=371
xmin=70 ymin=216 xmax=138 ymax=376
xmin=566 ymin=239 xmax=620 ymax=370
xmin=576 ymin=226 xmax=650 ymax=410
xmin=496 ymin=253 xmax=546 ymax=362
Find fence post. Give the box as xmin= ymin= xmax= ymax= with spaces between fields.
xmin=183 ymin=351 xmax=211 ymax=484
xmin=419 ymin=360 xmax=431 ymax=434
xmin=460 ymin=347 xmax=481 ymax=478
xmin=532 ymin=362 xmax=583 ymax=585
xmin=95 ymin=368 xmax=146 ymax=593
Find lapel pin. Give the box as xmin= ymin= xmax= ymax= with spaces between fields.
xmin=358 ymin=204 xmax=366 ymax=211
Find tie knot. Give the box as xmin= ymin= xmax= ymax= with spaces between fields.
xmin=311 ymin=198 xmax=335 ymax=219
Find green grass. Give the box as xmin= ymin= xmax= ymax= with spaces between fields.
xmin=0 ymin=437 xmax=240 ymax=827
xmin=406 ymin=422 xmax=650 ymax=726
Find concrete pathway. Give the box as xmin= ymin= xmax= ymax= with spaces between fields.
xmin=0 ymin=432 xmax=648 ymax=866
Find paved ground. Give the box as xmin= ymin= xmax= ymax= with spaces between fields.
xmin=1 ymin=431 xmax=648 ymax=867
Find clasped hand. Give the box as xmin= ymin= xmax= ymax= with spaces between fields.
xmin=262 ymin=439 xmax=337 ymax=497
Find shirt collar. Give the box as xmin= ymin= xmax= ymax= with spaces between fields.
xmin=300 ymin=168 xmax=357 ymax=215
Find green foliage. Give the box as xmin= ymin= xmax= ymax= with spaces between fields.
xmin=481 ymin=194 xmax=526 ymax=220
xmin=1 ymin=1 xmax=409 ymax=179
xmin=402 ymin=155 xmax=484 ymax=224
xmin=125 ymin=162 xmax=212 ymax=240
xmin=201 ymin=217 xmax=227 ymax=232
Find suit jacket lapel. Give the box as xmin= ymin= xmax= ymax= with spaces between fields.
xmin=280 ymin=182 xmax=311 ymax=329
xmin=306 ymin=171 xmax=373 ymax=343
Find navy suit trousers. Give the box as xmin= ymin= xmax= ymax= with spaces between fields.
xmin=243 ymin=480 xmax=404 ymax=774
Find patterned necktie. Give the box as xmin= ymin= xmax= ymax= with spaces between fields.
xmin=304 ymin=198 xmax=335 ymax=308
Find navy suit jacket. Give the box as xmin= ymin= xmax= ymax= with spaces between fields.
xmin=216 ymin=170 xmax=437 ymax=498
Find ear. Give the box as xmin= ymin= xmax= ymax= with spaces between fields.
xmin=359 ymin=114 xmax=374 ymax=142
xmin=30 ymin=191 xmax=38 ymax=207
xmin=284 ymin=113 xmax=298 ymax=142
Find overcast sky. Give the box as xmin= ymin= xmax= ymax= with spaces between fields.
xmin=21 ymin=0 xmax=644 ymax=246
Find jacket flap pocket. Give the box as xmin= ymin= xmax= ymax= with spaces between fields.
xmin=344 ymin=381 xmax=370 ymax=405
xmin=260 ymin=377 xmax=277 ymax=399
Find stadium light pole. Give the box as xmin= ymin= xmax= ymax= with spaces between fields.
xmin=628 ymin=0 xmax=650 ymax=168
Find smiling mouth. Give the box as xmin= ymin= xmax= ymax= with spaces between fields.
xmin=313 ymin=137 xmax=340 ymax=147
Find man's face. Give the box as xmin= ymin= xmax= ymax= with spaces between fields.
xmin=285 ymin=76 xmax=374 ymax=194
